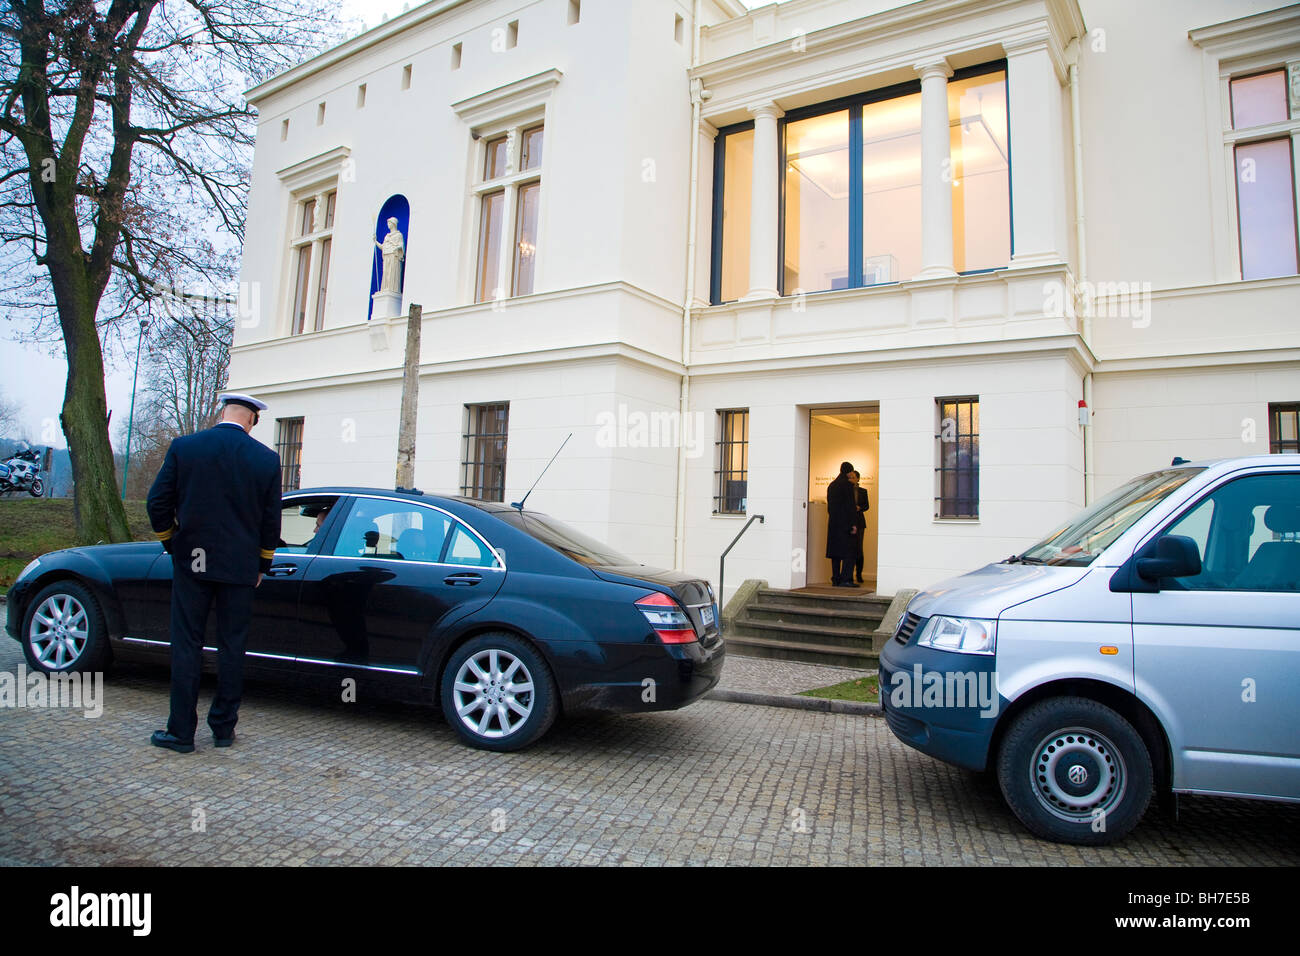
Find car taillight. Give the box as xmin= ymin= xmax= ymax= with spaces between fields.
xmin=635 ymin=592 xmax=697 ymax=644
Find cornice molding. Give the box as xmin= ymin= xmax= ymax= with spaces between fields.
xmin=1190 ymin=4 xmax=1300 ymax=60
xmin=276 ymin=145 xmax=352 ymax=191
xmin=451 ymin=68 xmax=564 ymax=133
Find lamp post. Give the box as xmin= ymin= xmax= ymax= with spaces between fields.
xmin=120 ymin=318 xmax=149 ymax=499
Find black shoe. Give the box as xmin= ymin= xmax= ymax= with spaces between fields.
xmin=213 ymin=732 xmax=235 ymax=748
xmin=150 ymin=730 xmax=195 ymax=754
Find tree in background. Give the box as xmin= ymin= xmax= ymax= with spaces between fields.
xmin=0 ymin=389 xmax=23 ymax=438
xmin=0 ymin=1 xmax=348 ymax=543
xmin=116 ymin=295 xmax=232 ymax=498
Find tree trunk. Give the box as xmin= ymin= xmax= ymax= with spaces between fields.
xmin=59 ymin=292 xmax=132 ymax=544
xmin=395 ymin=303 xmax=422 ymax=489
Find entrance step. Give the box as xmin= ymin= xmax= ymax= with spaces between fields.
xmin=726 ymin=587 xmax=891 ymax=668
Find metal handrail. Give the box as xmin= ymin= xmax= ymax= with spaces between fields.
xmin=718 ymin=514 xmax=764 ymax=634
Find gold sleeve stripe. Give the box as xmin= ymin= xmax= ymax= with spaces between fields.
xmin=154 ymin=526 xmax=177 ymax=541
xmin=259 ymin=548 xmax=275 ymax=559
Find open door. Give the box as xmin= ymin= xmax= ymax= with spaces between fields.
xmin=807 ymin=406 xmax=879 ymax=590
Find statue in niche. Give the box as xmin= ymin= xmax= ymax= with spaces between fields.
xmin=375 ymin=217 xmax=405 ymax=293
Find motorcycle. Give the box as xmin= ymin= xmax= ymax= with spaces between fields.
xmin=0 ymin=448 xmax=45 ymax=497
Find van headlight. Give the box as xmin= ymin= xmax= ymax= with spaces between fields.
xmin=915 ymin=616 xmax=996 ymax=655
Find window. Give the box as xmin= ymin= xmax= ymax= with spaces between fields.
xmin=1230 ymin=69 xmax=1299 ymax=279
xmin=288 ymin=189 xmax=336 ymax=334
xmin=714 ymin=409 xmax=749 ymax=514
xmin=936 ymin=398 xmax=979 ymax=518
xmin=276 ymin=417 xmax=304 ymax=493
xmin=711 ymin=64 xmax=1009 ymax=303
xmin=276 ymin=496 xmax=339 ymax=554
xmin=1271 ymin=403 xmax=1300 ymax=453
xmin=461 ymin=403 xmax=509 ymax=501
xmin=1161 ymin=474 xmax=1300 ymax=591
xmin=473 ymin=124 xmax=544 ymax=301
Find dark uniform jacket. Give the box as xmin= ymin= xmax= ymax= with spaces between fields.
xmin=825 ymin=473 xmax=857 ymax=559
xmin=147 ymin=422 xmax=282 ymax=586
xmin=854 ymin=486 xmax=870 ymax=529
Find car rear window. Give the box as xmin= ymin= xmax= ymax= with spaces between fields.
xmin=496 ymin=510 xmax=634 ymax=568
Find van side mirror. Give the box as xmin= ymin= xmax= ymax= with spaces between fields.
xmin=1110 ymin=534 xmax=1202 ymax=592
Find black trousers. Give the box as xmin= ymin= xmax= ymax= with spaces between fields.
xmin=167 ymin=569 xmax=254 ymax=742
xmin=830 ymin=556 xmax=853 ymax=585
xmin=853 ymin=527 xmax=866 ymax=581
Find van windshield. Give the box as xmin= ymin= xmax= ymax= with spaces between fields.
xmin=1017 ymin=467 xmax=1203 ymax=567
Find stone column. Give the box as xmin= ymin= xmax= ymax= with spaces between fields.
xmin=1005 ymin=37 xmax=1069 ymax=268
xmin=744 ymin=101 xmax=784 ymax=299
xmin=915 ymin=58 xmax=955 ymax=279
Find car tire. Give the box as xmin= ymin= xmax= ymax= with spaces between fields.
xmin=440 ymin=633 xmax=558 ymax=752
xmin=22 ymin=580 xmax=111 ymax=674
xmin=996 ymin=696 xmax=1152 ymax=846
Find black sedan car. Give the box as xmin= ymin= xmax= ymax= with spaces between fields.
xmin=5 ymin=488 xmax=724 ymax=750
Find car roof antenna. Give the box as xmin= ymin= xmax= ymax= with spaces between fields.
xmin=512 ymin=433 xmax=572 ymax=512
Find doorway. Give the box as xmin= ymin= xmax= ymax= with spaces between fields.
xmin=807 ymin=405 xmax=879 ymax=590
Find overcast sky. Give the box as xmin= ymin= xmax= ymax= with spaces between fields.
xmin=0 ymin=0 xmax=770 ymax=447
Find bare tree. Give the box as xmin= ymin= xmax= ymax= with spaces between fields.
xmin=0 ymin=0 xmax=348 ymax=543
xmin=0 ymin=388 xmax=22 ymax=435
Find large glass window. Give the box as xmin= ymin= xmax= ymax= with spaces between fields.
xmin=1229 ymin=69 xmax=1299 ymax=280
xmin=1271 ymin=403 xmax=1300 ymax=454
xmin=948 ymin=72 xmax=1010 ymax=273
xmin=275 ymin=417 xmax=304 ymax=493
xmin=862 ymin=92 xmax=922 ymax=284
xmin=288 ymin=190 xmax=336 ymax=334
xmin=473 ymin=124 xmax=543 ymax=303
xmin=710 ymin=64 xmax=1009 ymax=303
xmin=715 ymin=128 xmax=753 ymax=302
xmin=784 ymin=110 xmax=850 ymax=293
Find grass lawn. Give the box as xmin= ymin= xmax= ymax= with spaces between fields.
xmin=799 ymin=673 xmax=880 ymax=703
xmin=0 ymin=497 xmax=153 ymax=594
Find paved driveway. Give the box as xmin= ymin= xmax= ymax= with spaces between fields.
xmin=0 ymin=640 xmax=1296 ymax=866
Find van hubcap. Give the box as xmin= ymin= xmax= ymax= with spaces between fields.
xmin=1031 ymin=726 xmax=1126 ymax=823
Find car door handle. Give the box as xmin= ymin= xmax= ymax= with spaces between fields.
xmin=266 ymin=564 xmax=298 ymax=577
xmin=444 ymin=572 xmax=482 ymax=586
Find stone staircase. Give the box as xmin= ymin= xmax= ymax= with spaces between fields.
xmin=725 ymin=587 xmax=893 ymax=669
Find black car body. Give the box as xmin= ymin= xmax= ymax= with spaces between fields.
xmin=6 ymin=487 xmax=725 ymax=750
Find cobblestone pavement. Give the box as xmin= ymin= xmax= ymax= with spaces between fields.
xmin=0 ymin=640 xmax=1297 ymax=866
xmin=715 ymin=655 xmax=874 ymax=697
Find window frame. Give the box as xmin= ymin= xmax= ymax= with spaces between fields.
xmin=275 ymin=417 xmax=304 ymax=493
xmin=470 ymin=120 xmax=545 ymax=303
xmin=709 ymin=61 xmax=1010 ymax=305
xmin=935 ymin=396 xmax=980 ymax=520
xmin=460 ymin=402 xmax=510 ymax=502
xmin=1270 ymin=402 xmax=1300 ymax=454
xmin=287 ymin=187 xmax=337 ymax=334
xmin=319 ymin=494 xmax=505 ymax=570
xmin=713 ymin=408 xmax=750 ymax=516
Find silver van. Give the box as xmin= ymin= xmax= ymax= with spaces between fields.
xmin=879 ymin=454 xmax=1300 ymax=845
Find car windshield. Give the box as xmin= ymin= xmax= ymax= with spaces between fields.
xmin=1017 ymin=467 xmax=1203 ymax=567
xmin=497 ymin=510 xmax=636 ymax=568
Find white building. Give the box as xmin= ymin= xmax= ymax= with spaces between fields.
xmin=231 ymin=0 xmax=1300 ymax=604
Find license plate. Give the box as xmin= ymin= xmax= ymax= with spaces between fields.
xmin=701 ymin=605 xmax=715 ymax=628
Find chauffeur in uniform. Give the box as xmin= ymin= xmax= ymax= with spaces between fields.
xmin=146 ymin=393 xmax=283 ymax=753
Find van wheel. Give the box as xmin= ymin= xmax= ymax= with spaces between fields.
xmin=996 ymin=696 xmax=1152 ymax=846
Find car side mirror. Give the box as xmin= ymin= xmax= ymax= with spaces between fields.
xmin=1110 ymin=534 xmax=1202 ymax=593
xmin=1136 ymin=534 xmax=1202 ymax=582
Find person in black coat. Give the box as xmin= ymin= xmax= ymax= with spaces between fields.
xmin=825 ymin=461 xmax=858 ymax=587
xmin=850 ymin=469 xmax=870 ymax=585
xmin=146 ymin=393 xmax=282 ymax=753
